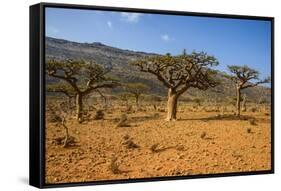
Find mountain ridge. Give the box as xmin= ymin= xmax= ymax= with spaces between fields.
xmin=45 ymin=37 xmax=271 ymax=103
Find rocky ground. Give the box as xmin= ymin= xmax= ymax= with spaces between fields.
xmin=45 ymin=105 xmax=271 ymax=184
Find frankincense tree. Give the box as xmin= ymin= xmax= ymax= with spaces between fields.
xmin=228 ymin=65 xmax=270 ymax=117
xmin=131 ymin=50 xmax=219 ymax=121
xmin=46 ymin=59 xmax=118 ymax=122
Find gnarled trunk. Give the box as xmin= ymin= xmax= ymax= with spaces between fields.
xmin=166 ymin=88 xmax=178 ymax=121
xmin=76 ymin=93 xmax=83 ymax=121
xmin=236 ymin=87 xmax=241 ymax=117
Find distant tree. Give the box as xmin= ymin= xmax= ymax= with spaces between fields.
xmin=228 ymin=65 xmax=270 ymax=117
xmin=46 ymin=83 xmax=76 ymax=107
xmin=46 ymin=59 xmax=118 ymax=122
xmin=124 ymin=83 xmax=149 ymax=110
xmin=131 ymin=50 xmax=219 ymax=121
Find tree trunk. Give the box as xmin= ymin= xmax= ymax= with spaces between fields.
xmin=62 ymin=117 xmax=69 ymax=148
xmin=241 ymin=94 xmax=247 ymax=112
xmin=76 ymin=93 xmax=83 ymax=122
xmin=166 ymin=89 xmax=178 ymax=121
xmin=236 ymin=87 xmax=241 ymax=117
xmin=135 ymin=95 xmax=139 ymax=111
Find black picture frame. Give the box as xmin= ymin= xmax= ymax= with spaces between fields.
xmin=30 ymin=2 xmax=274 ymax=188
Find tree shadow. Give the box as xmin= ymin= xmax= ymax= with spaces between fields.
xmin=131 ymin=115 xmax=160 ymax=121
xmin=150 ymin=143 xmax=186 ymax=153
xmin=178 ymin=114 xmax=255 ymax=122
xmin=151 ymin=146 xmax=175 ymax=153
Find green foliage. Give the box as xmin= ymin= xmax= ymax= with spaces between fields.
xmin=227 ymin=65 xmax=270 ymax=89
xmin=46 ymin=59 xmax=118 ymax=94
xmin=46 ymin=83 xmax=76 ymax=97
xmin=131 ymin=50 xmax=219 ymax=94
xmin=124 ymin=83 xmax=149 ymax=97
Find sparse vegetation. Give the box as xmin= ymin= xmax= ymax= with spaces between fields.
xmin=45 ymin=38 xmax=271 ymax=184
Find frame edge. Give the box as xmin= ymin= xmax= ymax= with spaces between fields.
xmin=29 ymin=3 xmax=44 ymax=188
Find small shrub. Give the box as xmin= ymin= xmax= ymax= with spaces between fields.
xmin=247 ymin=128 xmax=252 ymax=133
xmin=48 ymin=115 xmax=62 ymax=123
xmin=123 ymin=139 xmax=139 ymax=149
xmin=94 ymin=110 xmax=104 ymax=120
xmin=122 ymin=135 xmax=139 ymax=149
xmin=249 ymin=119 xmax=257 ymax=126
xmin=83 ymin=111 xmax=91 ymax=121
xmin=109 ymin=156 xmax=121 ymax=174
xmin=249 ymin=107 xmax=257 ymax=112
xmin=193 ymin=98 xmax=201 ymax=106
xmin=200 ymin=132 xmax=207 ymax=139
xmin=123 ymin=134 xmax=130 ymax=140
xmin=158 ymin=108 xmax=165 ymax=112
xmin=150 ymin=143 xmax=159 ymax=152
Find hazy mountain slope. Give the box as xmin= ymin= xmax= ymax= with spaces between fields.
xmin=45 ymin=37 xmax=271 ymax=103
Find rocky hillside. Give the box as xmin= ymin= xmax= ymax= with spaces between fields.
xmin=46 ymin=37 xmax=271 ymax=103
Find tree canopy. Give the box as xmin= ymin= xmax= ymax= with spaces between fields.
xmin=228 ymin=65 xmax=270 ymax=89
xmin=46 ymin=59 xmax=118 ymax=95
xmin=46 ymin=83 xmax=76 ymax=98
xmin=131 ymin=51 xmax=219 ymax=95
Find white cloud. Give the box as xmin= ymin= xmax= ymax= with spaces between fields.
xmin=107 ymin=21 xmax=112 ymax=29
xmin=120 ymin=12 xmax=141 ymax=23
xmin=47 ymin=26 xmax=59 ymax=35
xmin=161 ymin=34 xmax=170 ymax=42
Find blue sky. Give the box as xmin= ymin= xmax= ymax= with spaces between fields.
xmin=46 ymin=7 xmax=271 ymax=80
